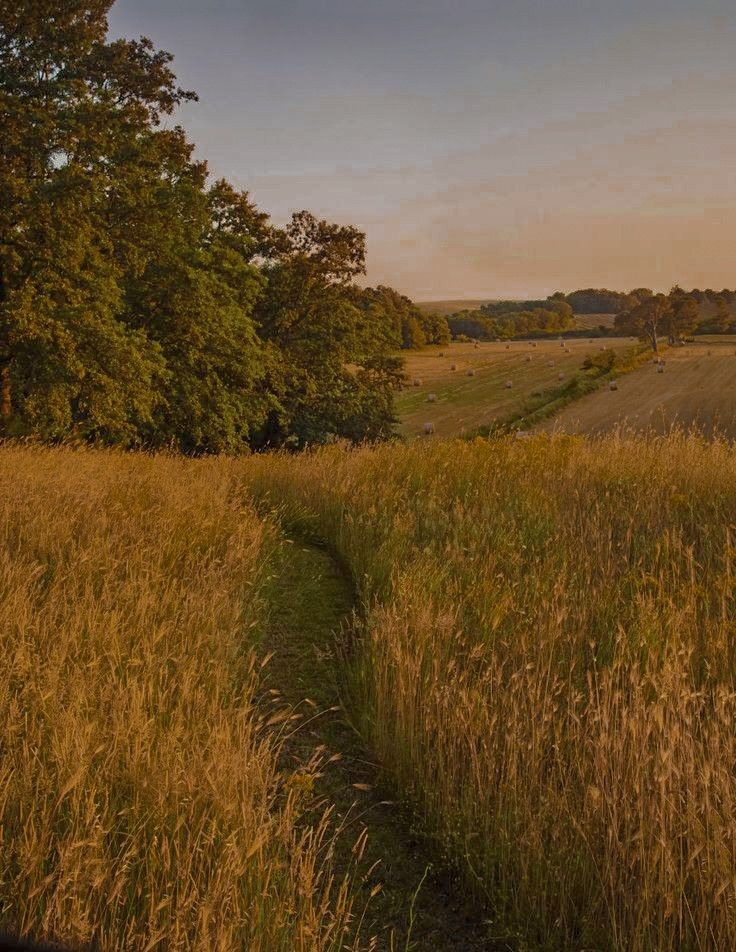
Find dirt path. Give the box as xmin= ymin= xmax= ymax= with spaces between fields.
xmin=539 ymin=340 xmax=736 ymax=439
xmin=261 ymin=538 xmax=495 ymax=951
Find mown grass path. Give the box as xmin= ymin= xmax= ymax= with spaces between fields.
xmin=260 ymin=537 xmax=494 ymax=951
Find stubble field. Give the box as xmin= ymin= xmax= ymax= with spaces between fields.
xmin=543 ymin=337 xmax=736 ymax=439
xmin=396 ymin=337 xmax=634 ymax=437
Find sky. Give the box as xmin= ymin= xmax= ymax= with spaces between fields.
xmin=108 ymin=0 xmax=736 ymax=300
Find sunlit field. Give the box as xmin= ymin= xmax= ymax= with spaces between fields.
xmin=396 ymin=337 xmax=634 ymax=437
xmin=543 ymin=337 xmax=736 ymax=439
xmin=0 ymin=448 xmax=363 ymax=952
xmin=245 ymin=433 xmax=736 ymax=951
xmin=5 ymin=435 xmax=736 ymax=951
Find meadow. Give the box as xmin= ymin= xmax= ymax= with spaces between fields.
xmin=245 ymin=433 xmax=736 ymax=950
xmin=4 ymin=433 xmax=736 ymax=951
xmin=0 ymin=448 xmax=365 ymax=952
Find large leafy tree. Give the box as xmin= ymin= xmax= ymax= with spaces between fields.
xmin=665 ymin=286 xmax=700 ymax=342
xmin=253 ymin=212 xmax=402 ymax=447
xmin=0 ymin=1 xmax=193 ymax=439
xmin=1 ymin=1 xmax=405 ymax=450
xmin=615 ymin=293 xmax=671 ymax=352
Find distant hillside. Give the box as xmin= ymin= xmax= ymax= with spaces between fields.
xmin=418 ymin=299 xmax=494 ymax=316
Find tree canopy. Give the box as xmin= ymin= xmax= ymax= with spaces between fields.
xmin=0 ymin=1 xmax=417 ymax=450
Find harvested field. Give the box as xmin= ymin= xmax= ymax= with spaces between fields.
xmin=397 ymin=338 xmax=633 ymax=438
xmin=573 ymin=312 xmax=617 ymax=330
xmin=542 ymin=337 xmax=736 ymax=439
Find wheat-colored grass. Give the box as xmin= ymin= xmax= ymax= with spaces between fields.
xmin=244 ymin=432 xmax=736 ymax=951
xmin=0 ymin=446 xmax=365 ymax=951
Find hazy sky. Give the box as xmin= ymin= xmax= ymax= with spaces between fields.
xmin=108 ymin=0 xmax=736 ymax=299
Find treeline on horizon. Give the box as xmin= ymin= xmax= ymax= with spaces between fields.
xmin=446 ymin=286 xmax=736 ymax=342
xmin=0 ymin=2 xmax=459 ymax=453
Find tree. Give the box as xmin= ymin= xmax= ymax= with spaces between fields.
xmin=252 ymin=213 xmax=400 ymax=448
xmin=1 ymin=2 xmax=406 ymax=450
xmin=712 ymin=295 xmax=732 ymax=333
xmin=615 ymin=293 xmax=670 ymax=352
xmin=666 ymin=286 xmax=700 ymax=342
xmin=0 ymin=0 xmax=194 ymax=440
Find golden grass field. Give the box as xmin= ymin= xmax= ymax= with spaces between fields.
xmin=396 ymin=337 xmax=634 ymax=437
xmin=542 ymin=338 xmax=736 ymax=439
xmin=246 ymin=434 xmax=736 ymax=951
xmin=0 ymin=448 xmax=363 ymax=952
xmin=5 ymin=431 xmax=736 ymax=950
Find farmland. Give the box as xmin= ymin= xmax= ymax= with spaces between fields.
xmin=417 ymin=299 xmax=493 ymax=316
xmin=542 ymin=337 xmax=736 ymax=439
xmin=396 ymin=337 xmax=634 ymax=437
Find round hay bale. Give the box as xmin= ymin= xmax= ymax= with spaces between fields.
xmin=548 ymin=360 xmax=555 ymax=367
xmin=450 ymin=363 xmax=457 ymax=370
xmin=532 ymin=342 xmax=537 ymax=348
xmin=609 ymin=381 xmax=618 ymax=391
xmin=657 ymin=365 xmax=665 ymax=374
xmin=466 ymin=368 xmax=476 ymax=377
xmin=504 ymin=380 xmax=513 ymax=389
xmin=427 ymin=393 xmax=437 ymax=403
xmin=439 ymin=351 xmax=445 ymax=357
xmin=423 ymin=422 xmax=435 ymax=435
xmin=558 ymin=372 xmax=565 ymax=380
xmin=526 ymin=355 xmax=532 ymax=362
xmin=505 ymin=344 xmax=510 ymax=350
xmin=412 ymin=378 xmax=422 ymax=387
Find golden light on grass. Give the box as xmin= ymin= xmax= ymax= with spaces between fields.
xmin=243 ymin=431 xmax=736 ymax=950
xmin=0 ymin=447 xmax=364 ymax=951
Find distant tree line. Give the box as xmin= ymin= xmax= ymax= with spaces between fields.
xmin=615 ymin=286 xmax=736 ymax=352
xmin=447 ymin=287 xmax=736 ymax=346
xmin=0 ymin=1 xmax=443 ymax=451
xmin=448 ymin=299 xmax=574 ymax=341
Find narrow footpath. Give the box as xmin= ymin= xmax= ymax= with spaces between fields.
xmin=260 ymin=537 xmax=496 ymax=951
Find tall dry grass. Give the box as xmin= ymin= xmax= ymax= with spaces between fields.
xmin=0 ymin=446 xmax=365 ymax=951
xmin=243 ymin=432 xmax=736 ymax=950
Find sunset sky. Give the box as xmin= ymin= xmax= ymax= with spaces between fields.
xmin=109 ymin=0 xmax=736 ymax=300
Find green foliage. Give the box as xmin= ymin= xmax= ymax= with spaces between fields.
xmin=449 ymin=304 xmax=574 ymax=341
xmin=0 ymin=1 xmax=409 ymax=450
xmin=360 ymin=286 xmax=450 ymax=349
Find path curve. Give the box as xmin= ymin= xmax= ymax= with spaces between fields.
xmin=261 ymin=536 xmax=496 ymax=951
